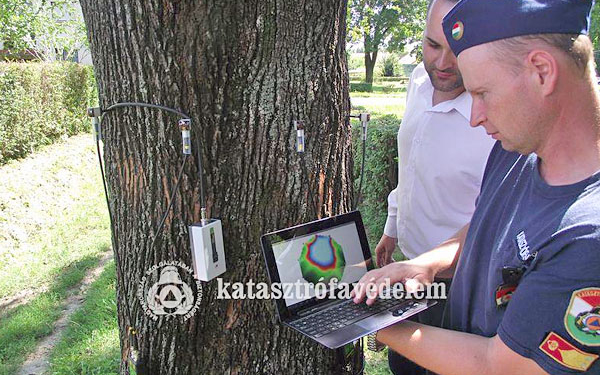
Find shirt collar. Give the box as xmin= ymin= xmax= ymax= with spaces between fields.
xmin=428 ymin=90 xmax=472 ymax=121
xmin=416 ymin=68 xmax=472 ymax=121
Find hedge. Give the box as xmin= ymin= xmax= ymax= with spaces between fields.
xmin=0 ymin=62 xmax=97 ymax=164
xmin=352 ymin=115 xmax=400 ymax=249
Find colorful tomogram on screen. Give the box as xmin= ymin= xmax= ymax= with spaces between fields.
xmin=272 ymin=221 xmax=368 ymax=307
xmin=298 ymin=234 xmax=346 ymax=284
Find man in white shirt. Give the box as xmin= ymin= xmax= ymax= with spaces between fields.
xmin=374 ymin=0 xmax=494 ymax=373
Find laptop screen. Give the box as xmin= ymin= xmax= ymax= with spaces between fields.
xmin=270 ymin=220 xmax=370 ymax=308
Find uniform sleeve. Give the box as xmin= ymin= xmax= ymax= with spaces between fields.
xmin=383 ymin=187 xmax=398 ymax=238
xmin=497 ymin=237 xmax=600 ymax=374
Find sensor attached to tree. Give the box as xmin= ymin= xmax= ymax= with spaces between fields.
xmin=294 ymin=120 xmax=305 ymax=153
xmin=189 ymin=215 xmax=226 ymax=281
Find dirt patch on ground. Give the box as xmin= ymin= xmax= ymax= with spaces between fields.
xmin=17 ymin=250 xmax=113 ymax=375
xmin=0 ymin=286 xmax=48 ymax=316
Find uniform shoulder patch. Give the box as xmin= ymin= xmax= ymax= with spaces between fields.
xmin=539 ymin=332 xmax=598 ymax=372
xmin=564 ymin=288 xmax=600 ymax=347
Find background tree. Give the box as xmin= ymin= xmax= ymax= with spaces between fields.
xmin=79 ymin=0 xmax=361 ymax=374
xmin=0 ymin=0 xmax=37 ymax=52
xmin=0 ymin=0 xmax=87 ymax=61
xmin=30 ymin=0 xmax=89 ymax=61
xmin=348 ymin=0 xmax=427 ymax=84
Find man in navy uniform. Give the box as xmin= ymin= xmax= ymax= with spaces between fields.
xmin=353 ymin=1 xmax=600 ymax=374
xmin=376 ymin=0 xmax=494 ymax=372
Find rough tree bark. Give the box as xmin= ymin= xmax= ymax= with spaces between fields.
xmin=80 ymin=0 xmax=361 ymax=374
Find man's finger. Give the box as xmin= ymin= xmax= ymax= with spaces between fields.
xmin=352 ymin=275 xmax=369 ymax=302
xmin=376 ymin=249 xmax=386 ymax=267
xmin=365 ymin=277 xmax=383 ymax=305
xmin=353 ymin=273 xmax=378 ymax=303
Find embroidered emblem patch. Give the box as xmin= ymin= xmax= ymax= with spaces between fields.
xmin=495 ymin=284 xmax=516 ymax=308
xmin=452 ymin=21 xmax=464 ymax=41
xmin=539 ymin=332 xmax=598 ymax=371
xmin=565 ymin=288 xmax=600 ymax=346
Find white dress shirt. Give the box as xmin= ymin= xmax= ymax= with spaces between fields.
xmin=383 ymin=63 xmax=495 ymax=259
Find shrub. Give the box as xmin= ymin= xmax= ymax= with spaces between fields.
xmin=379 ymin=54 xmax=399 ymax=77
xmin=348 ymin=52 xmax=365 ymax=71
xmin=350 ymin=82 xmax=374 ymax=92
xmin=400 ymin=64 xmax=417 ymax=77
xmin=0 ymin=62 xmax=96 ymax=164
xmin=352 ymin=115 xmax=400 ymax=248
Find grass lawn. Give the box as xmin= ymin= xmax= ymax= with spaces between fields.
xmin=364 ymin=346 xmax=394 ymax=375
xmin=0 ymin=134 xmax=112 ymax=374
xmin=350 ymin=81 xmax=407 ymax=98
xmin=0 ymin=134 xmax=111 ymax=298
xmin=351 ymin=96 xmax=406 ymax=119
xmin=351 ymin=91 xmax=405 ymax=374
xmin=48 ymin=262 xmax=120 ymax=375
xmin=0 ymin=255 xmax=102 ymax=375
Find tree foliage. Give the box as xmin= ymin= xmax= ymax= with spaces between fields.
xmin=0 ymin=0 xmax=37 ymax=51
xmin=0 ymin=0 xmax=88 ymax=61
xmin=348 ymin=0 xmax=427 ymax=54
xmin=348 ymin=0 xmax=427 ymax=82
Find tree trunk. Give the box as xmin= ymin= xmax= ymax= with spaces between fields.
xmin=364 ymin=50 xmax=377 ymax=85
xmin=79 ymin=0 xmax=361 ymax=374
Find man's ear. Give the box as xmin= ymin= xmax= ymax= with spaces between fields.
xmin=526 ymin=49 xmax=558 ymax=96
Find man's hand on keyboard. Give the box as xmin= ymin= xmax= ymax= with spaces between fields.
xmin=350 ymin=261 xmax=435 ymax=306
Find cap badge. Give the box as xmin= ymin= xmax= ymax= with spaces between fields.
xmin=452 ymin=21 xmax=464 ymax=40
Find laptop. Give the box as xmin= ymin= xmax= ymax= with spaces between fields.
xmin=260 ymin=210 xmax=435 ymax=349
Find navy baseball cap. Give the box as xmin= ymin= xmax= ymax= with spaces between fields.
xmin=442 ymin=0 xmax=595 ymax=56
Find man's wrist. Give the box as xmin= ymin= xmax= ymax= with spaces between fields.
xmin=405 ymin=258 xmax=438 ymax=280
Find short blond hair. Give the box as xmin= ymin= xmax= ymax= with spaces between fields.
xmin=491 ymin=33 xmax=595 ymax=78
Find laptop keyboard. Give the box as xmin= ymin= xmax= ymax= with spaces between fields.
xmin=290 ymin=298 xmax=419 ymax=338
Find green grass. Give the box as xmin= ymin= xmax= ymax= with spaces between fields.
xmin=0 ymin=134 xmax=112 ymax=374
xmin=351 ymin=97 xmax=406 ymax=119
xmin=0 ymin=134 xmax=111 ymax=298
xmin=48 ymin=262 xmax=120 ymax=375
xmin=0 ymin=255 xmax=102 ymax=375
xmin=365 ymin=346 xmax=394 ymax=375
xmin=350 ymin=81 xmax=408 ymax=97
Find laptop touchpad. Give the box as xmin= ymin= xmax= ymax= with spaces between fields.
xmin=356 ymin=312 xmax=398 ymax=331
